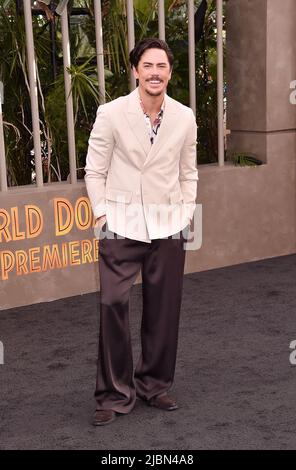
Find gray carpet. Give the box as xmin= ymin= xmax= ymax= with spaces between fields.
xmin=1 ymin=254 xmax=296 ymax=450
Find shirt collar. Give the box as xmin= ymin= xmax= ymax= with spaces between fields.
xmin=138 ymin=90 xmax=165 ymax=117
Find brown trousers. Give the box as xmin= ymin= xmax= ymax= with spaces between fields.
xmin=95 ymin=222 xmax=188 ymax=414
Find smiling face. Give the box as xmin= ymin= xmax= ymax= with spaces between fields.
xmin=132 ymin=48 xmax=172 ymax=98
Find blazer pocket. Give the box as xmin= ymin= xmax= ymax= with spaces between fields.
xmin=106 ymin=188 xmax=133 ymax=204
xmin=169 ymin=189 xmax=184 ymax=204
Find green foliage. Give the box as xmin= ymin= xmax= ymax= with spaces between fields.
xmin=0 ymin=1 xmax=48 ymax=185
xmin=0 ymin=0 xmax=225 ymax=186
xmin=230 ymin=153 xmax=262 ymax=167
xmin=98 ymin=0 xmax=225 ymax=164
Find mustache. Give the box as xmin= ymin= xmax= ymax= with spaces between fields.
xmin=146 ymin=77 xmax=163 ymax=81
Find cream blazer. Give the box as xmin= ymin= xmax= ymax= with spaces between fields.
xmin=84 ymin=87 xmax=198 ymax=243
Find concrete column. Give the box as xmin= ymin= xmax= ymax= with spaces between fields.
xmin=226 ymin=0 xmax=296 ymax=163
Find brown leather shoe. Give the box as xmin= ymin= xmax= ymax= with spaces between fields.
xmin=93 ymin=409 xmax=116 ymax=426
xmin=148 ymin=393 xmax=178 ymax=411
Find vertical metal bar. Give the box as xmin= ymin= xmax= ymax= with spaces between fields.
xmin=158 ymin=0 xmax=165 ymax=41
xmin=217 ymin=0 xmax=224 ymax=166
xmin=126 ymin=0 xmax=136 ymax=91
xmin=0 ymin=88 xmax=7 ymax=192
xmin=188 ymin=0 xmax=196 ymax=116
xmin=94 ymin=0 xmax=105 ymax=103
xmin=23 ymin=0 xmax=43 ymax=187
xmin=61 ymin=6 xmax=77 ymax=183
xmin=49 ymin=1 xmax=57 ymax=82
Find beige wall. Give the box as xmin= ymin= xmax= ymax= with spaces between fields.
xmin=0 ymin=183 xmax=100 ymax=310
xmin=1 ymin=144 xmax=295 ymax=311
xmin=191 ymin=138 xmax=296 ymax=273
xmin=1 ymin=0 xmax=296 ymax=310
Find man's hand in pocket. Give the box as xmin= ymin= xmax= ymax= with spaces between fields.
xmin=94 ymin=215 xmax=107 ymax=230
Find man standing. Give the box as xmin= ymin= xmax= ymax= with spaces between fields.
xmin=84 ymin=38 xmax=198 ymax=426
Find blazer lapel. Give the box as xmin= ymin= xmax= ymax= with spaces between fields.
xmin=143 ymin=94 xmax=178 ymax=168
xmin=124 ymin=88 xmax=151 ymax=156
xmin=123 ymin=88 xmax=178 ymax=166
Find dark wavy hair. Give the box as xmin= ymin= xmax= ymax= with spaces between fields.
xmin=129 ymin=38 xmax=174 ymax=70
